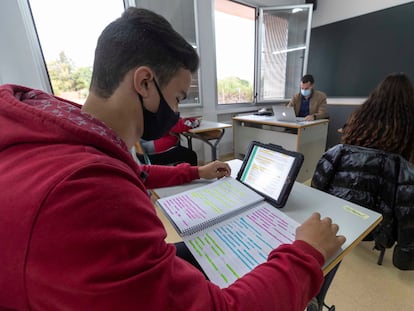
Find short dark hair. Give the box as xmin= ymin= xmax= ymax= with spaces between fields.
xmin=90 ymin=7 xmax=199 ymax=98
xmin=301 ymin=74 xmax=314 ymax=84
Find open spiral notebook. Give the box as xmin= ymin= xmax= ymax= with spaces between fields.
xmin=157 ymin=141 xmax=304 ymax=288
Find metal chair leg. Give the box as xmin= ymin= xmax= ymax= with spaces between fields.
xmin=377 ymin=248 xmax=386 ymax=265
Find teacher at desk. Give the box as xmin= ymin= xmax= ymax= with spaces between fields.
xmin=287 ymin=74 xmax=328 ymax=121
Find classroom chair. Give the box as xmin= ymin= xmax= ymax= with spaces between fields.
xmin=305 ymin=144 xmax=414 ymax=310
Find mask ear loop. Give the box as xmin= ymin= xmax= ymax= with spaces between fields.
xmin=152 ymin=78 xmax=163 ymax=96
xmin=152 ymin=78 xmax=171 ymax=110
xmin=137 ymin=80 xmax=160 ymax=112
xmin=136 ymin=93 xmax=152 ymax=165
xmin=137 ymin=92 xmax=156 ymax=115
xmin=152 ymin=78 xmax=180 ymax=119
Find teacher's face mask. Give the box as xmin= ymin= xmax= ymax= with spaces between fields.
xmin=300 ymin=88 xmax=312 ymax=97
xmin=138 ymin=79 xmax=180 ymax=141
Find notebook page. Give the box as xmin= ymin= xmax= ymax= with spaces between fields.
xmin=157 ymin=177 xmax=263 ymax=235
xmin=183 ymin=201 xmax=299 ymax=288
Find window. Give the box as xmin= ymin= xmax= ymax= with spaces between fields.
xmin=214 ymin=0 xmax=255 ymax=105
xmin=135 ymin=0 xmax=200 ymax=106
xmin=214 ymin=1 xmax=313 ymax=105
xmin=28 ymin=0 xmax=125 ymax=104
xmin=257 ymin=6 xmax=313 ymax=102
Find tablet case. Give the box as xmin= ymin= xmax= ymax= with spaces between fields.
xmin=236 ymin=141 xmax=304 ymax=208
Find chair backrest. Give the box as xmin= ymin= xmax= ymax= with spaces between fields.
xmin=134 ymin=141 xmax=197 ymax=166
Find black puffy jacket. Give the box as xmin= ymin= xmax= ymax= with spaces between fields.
xmin=311 ymin=144 xmax=414 ymax=270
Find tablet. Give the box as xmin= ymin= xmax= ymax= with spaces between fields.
xmin=236 ymin=141 xmax=304 ymax=208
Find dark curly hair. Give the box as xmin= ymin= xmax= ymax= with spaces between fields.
xmin=341 ymin=73 xmax=414 ymax=162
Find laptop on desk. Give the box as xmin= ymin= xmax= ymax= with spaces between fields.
xmin=273 ymin=105 xmax=306 ymax=122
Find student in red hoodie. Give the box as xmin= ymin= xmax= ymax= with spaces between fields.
xmin=0 ymin=7 xmax=345 ymax=311
xmin=139 ymin=117 xmax=200 ymax=165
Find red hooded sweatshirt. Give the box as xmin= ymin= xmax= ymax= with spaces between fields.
xmin=0 ymin=84 xmax=324 ymax=311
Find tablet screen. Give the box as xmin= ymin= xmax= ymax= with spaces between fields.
xmin=239 ymin=144 xmax=295 ymax=201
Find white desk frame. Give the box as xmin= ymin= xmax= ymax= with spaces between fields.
xmin=153 ymin=159 xmax=382 ymax=275
xmin=233 ymin=115 xmax=329 ymax=182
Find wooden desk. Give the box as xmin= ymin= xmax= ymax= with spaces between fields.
xmin=153 ymin=159 xmax=382 ymax=275
xmin=182 ymin=120 xmax=232 ymax=161
xmin=232 ymin=115 xmax=329 ymax=182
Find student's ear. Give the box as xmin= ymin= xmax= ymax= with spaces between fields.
xmin=133 ymin=66 xmax=153 ymax=97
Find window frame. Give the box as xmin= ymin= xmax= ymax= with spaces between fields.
xmin=213 ymin=1 xmax=313 ymax=108
xmin=26 ymin=0 xmax=128 ymax=104
xmin=255 ymin=4 xmax=313 ymax=104
xmin=25 ymin=0 xmax=202 ymax=107
xmin=213 ymin=0 xmax=257 ymax=108
xmin=133 ymin=0 xmax=202 ymax=108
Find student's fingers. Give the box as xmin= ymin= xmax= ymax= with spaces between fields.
xmin=337 ymin=235 xmax=346 ymax=245
xmin=296 ymin=213 xmax=346 ymax=262
xmin=198 ymin=161 xmax=231 ymax=179
xmin=215 ymin=162 xmax=231 ymax=178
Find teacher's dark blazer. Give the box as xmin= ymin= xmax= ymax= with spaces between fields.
xmin=287 ymin=90 xmax=328 ymax=119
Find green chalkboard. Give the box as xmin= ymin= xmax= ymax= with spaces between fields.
xmin=308 ymin=2 xmax=414 ymax=97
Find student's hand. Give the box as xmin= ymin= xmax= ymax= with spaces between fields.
xmin=295 ymin=213 xmax=346 ymax=262
xmin=198 ymin=161 xmax=231 ymax=180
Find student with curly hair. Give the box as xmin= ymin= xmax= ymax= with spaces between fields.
xmin=341 ymin=73 xmax=414 ymax=163
xmin=312 ymin=73 xmax=414 ymax=270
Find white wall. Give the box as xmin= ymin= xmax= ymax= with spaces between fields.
xmin=313 ymin=0 xmax=414 ymax=27
xmin=233 ymin=0 xmax=414 ymax=28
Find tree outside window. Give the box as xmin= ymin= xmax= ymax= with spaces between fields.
xmin=29 ymin=0 xmax=124 ymax=104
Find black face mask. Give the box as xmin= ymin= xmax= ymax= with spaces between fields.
xmin=138 ymin=79 xmax=180 ymax=141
